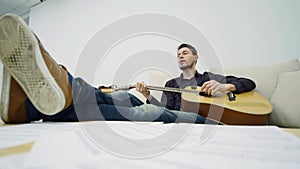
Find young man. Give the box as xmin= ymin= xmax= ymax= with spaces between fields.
xmin=0 ymin=13 xmax=216 ymax=124
xmin=136 ymin=44 xmax=256 ymax=110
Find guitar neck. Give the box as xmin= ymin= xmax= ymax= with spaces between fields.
xmin=147 ymin=85 xmax=196 ymax=94
xmin=116 ymin=85 xmax=200 ymax=94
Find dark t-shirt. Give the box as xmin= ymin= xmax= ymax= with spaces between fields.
xmin=147 ymin=71 xmax=256 ymax=110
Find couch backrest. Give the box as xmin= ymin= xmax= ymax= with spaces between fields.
xmin=223 ymin=59 xmax=300 ymax=100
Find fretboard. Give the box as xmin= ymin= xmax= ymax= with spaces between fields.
xmin=116 ymin=85 xmax=203 ymax=95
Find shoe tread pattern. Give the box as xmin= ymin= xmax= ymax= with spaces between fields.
xmin=0 ymin=14 xmax=65 ymax=115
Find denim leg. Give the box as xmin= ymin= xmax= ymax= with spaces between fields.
xmin=97 ymin=104 xmax=207 ymax=124
xmin=69 ymin=77 xmax=146 ymax=121
xmin=71 ymin=83 xmax=207 ymax=123
xmin=26 ymin=74 xmax=145 ymax=122
xmin=25 ymin=73 xmax=209 ymax=124
xmin=71 ymin=77 xmax=206 ymax=123
xmin=95 ymin=90 xmax=144 ymax=107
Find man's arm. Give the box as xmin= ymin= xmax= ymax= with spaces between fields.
xmin=225 ymin=75 xmax=256 ymax=93
xmin=201 ymin=72 xmax=256 ymax=96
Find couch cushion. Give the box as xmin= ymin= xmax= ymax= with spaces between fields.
xmin=269 ymin=70 xmax=300 ymax=128
xmin=224 ymin=59 xmax=300 ymax=100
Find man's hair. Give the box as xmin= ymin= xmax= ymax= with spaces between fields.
xmin=177 ymin=43 xmax=197 ymax=55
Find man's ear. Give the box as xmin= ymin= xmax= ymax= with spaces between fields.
xmin=194 ymin=55 xmax=199 ymax=61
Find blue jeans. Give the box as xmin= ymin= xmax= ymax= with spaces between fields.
xmin=25 ymin=73 xmax=209 ymax=124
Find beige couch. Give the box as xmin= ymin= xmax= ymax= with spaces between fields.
xmin=224 ymin=59 xmax=300 ymax=128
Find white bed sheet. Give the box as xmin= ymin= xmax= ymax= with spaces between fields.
xmin=1 ymin=121 xmax=300 ymax=169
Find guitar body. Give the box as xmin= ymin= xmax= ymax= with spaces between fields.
xmin=181 ymin=86 xmax=273 ymax=125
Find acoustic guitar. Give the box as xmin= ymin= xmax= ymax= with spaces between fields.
xmin=98 ymin=85 xmax=273 ymax=125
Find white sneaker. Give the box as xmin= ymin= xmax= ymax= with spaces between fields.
xmin=0 ymin=13 xmax=65 ymax=115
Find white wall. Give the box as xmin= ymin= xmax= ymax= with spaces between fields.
xmin=28 ymin=0 xmax=300 ymax=88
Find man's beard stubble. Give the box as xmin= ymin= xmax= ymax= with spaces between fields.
xmin=179 ymin=61 xmax=195 ymax=71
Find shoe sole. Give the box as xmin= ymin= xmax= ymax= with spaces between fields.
xmin=0 ymin=67 xmax=11 ymax=122
xmin=0 ymin=14 xmax=65 ymax=115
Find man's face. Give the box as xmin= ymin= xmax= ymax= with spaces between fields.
xmin=177 ymin=47 xmax=198 ymax=70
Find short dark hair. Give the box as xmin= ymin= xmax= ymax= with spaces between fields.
xmin=177 ymin=43 xmax=197 ymax=55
